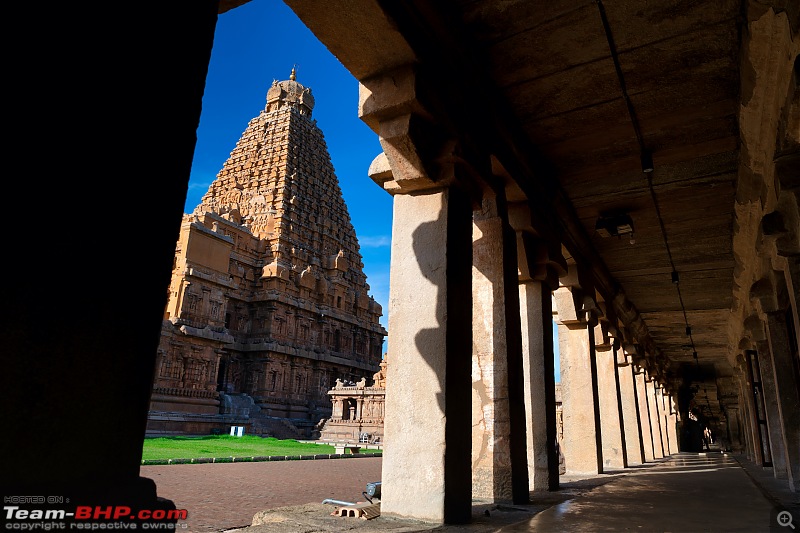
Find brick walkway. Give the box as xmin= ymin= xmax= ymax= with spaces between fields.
xmin=141 ymin=456 xmax=382 ymax=532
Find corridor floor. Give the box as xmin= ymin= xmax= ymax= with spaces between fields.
xmin=145 ymin=452 xmax=798 ymax=532
xmin=502 ymin=452 xmax=798 ymax=532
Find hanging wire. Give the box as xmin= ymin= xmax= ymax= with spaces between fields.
xmin=595 ymin=0 xmax=698 ymax=364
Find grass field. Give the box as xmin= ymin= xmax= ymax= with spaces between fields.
xmin=141 ymin=435 xmax=379 ymax=461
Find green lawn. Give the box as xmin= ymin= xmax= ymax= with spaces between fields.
xmin=141 ymin=435 xmax=379 ymax=461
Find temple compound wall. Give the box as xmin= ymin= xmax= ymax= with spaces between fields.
xmin=147 ymin=70 xmax=387 ymax=437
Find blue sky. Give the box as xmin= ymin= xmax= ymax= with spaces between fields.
xmin=186 ymin=0 xmax=393 ymax=331
xmin=188 ymin=0 xmax=560 ymax=380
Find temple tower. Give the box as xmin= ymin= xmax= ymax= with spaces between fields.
xmin=148 ymin=69 xmax=387 ymax=436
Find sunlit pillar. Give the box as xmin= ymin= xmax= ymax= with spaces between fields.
xmin=634 ymin=368 xmax=655 ymax=462
xmin=666 ymin=395 xmax=679 ymax=455
xmin=617 ymin=350 xmax=645 ymax=465
xmin=657 ymin=387 xmax=671 ymax=455
xmin=519 ymin=278 xmax=559 ymax=491
xmin=554 ymin=286 xmax=602 ymax=474
xmin=380 ymin=186 xmax=474 ymax=522
xmin=595 ymin=326 xmax=626 ymax=469
xmin=472 ymin=192 xmax=529 ymax=504
xmin=646 ymin=377 xmax=664 ymax=458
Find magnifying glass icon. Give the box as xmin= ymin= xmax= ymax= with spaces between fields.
xmin=778 ymin=511 xmax=795 ymax=529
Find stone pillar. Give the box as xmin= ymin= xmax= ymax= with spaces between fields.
xmin=738 ymin=358 xmax=764 ymax=464
xmin=657 ymin=387 xmax=671 ymax=455
xmin=754 ymin=341 xmax=788 ymax=478
xmin=667 ymin=396 xmax=679 ymax=455
xmin=646 ymin=378 xmax=665 ymax=458
xmin=727 ymin=405 xmax=744 ymax=454
xmin=738 ymin=376 xmax=758 ymax=461
xmin=764 ymin=311 xmax=800 ymax=492
xmin=635 ymin=369 xmax=655 ymax=462
xmin=554 ymin=287 xmax=603 ymax=474
xmin=471 ymin=194 xmax=529 ymax=504
xmin=595 ymin=328 xmax=626 ymax=469
xmin=618 ymin=355 xmax=645 ymax=465
xmin=519 ymin=280 xmax=558 ymax=491
xmin=381 ymin=187 xmax=474 ymax=522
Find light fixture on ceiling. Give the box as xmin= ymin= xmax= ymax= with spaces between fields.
xmin=595 ymin=213 xmax=635 ymax=244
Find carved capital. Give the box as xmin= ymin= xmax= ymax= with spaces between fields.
xmin=749 ymin=275 xmax=781 ymax=313
xmin=552 ymin=286 xmax=585 ymax=325
xmin=515 ymin=230 xmax=566 ymax=289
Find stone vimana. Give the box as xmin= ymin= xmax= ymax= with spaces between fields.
xmin=147 ymin=68 xmax=387 ymax=438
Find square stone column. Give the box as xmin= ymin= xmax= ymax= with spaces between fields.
xmin=554 ymin=288 xmax=603 ymax=474
xmin=519 ymin=280 xmax=558 ymax=491
xmin=739 ymin=376 xmax=760 ymax=460
xmin=471 ymin=198 xmax=529 ymax=504
xmin=634 ymin=369 xmax=656 ymax=462
xmin=646 ymin=378 xmax=665 ymax=458
xmin=738 ymin=376 xmax=759 ymax=461
xmin=764 ymin=311 xmax=800 ymax=492
xmin=732 ymin=403 xmax=744 ymax=454
xmin=754 ymin=342 xmax=788 ymax=478
xmin=618 ymin=355 xmax=645 ymax=465
xmin=381 ymin=187 xmax=474 ymax=523
xmin=738 ymin=359 xmax=765 ymax=465
xmin=595 ymin=331 xmax=626 ymax=469
xmin=666 ymin=396 xmax=679 ymax=456
xmin=657 ymin=388 xmax=671 ymax=455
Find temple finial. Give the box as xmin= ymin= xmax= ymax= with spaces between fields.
xmin=290 ymin=65 xmax=297 ymax=81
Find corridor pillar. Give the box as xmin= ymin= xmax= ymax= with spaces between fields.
xmin=737 ymin=352 xmax=765 ymax=465
xmin=472 ymin=193 xmax=530 ymax=504
xmin=764 ymin=310 xmax=800 ymax=492
xmin=657 ymin=387 xmax=671 ymax=455
xmin=518 ymin=280 xmax=558 ymax=491
xmin=595 ymin=326 xmax=626 ymax=469
xmin=635 ymin=368 xmax=655 ymax=462
xmin=362 ymin=65 xmax=480 ymax=521
xmin=511 ymin=205 xmax=565 ymax=492
xmin=666 ymin=395 xmax=679 ymax=456
xmin=646 ymin=377 xmax=665 ymax=458
xmin=554 ymin=286 xmax=603 ymax=474
xmin=381 ymin=187 xmax=474 ymax=521
xmin=617 ymin=352 xmax=645 ymax=465
xmin=754 ymin=340 xmax=788 ymax=478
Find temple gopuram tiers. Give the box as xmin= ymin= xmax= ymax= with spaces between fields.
xmin=147 ymin=69 xmax=387 ymax=437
